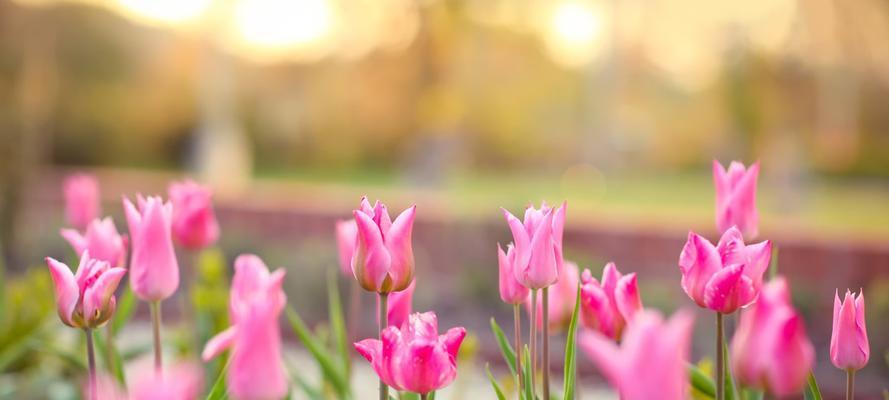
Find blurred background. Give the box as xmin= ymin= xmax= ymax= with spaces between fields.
xmin=0 ymin=0 xmax=887 ymax=398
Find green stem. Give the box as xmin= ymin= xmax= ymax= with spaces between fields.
xmin=421 ymin=393 xmax=429 ymax=400
xmin=150 ymin=301 xmax=163 ymax=373
xmin=716 ymin=312 xmax=724 ymax=400
xmin=846 ymin=369 xmax=854 ymax=400
xmin=379 ymin=293 xmax=389 ymax=400
xmin=514 ymin=304 xmax=523 ymax=396
xmin=530 ymin=288 xmax=538 ymax=398
xmin=542 ymin=286 xmax=550 ymax=400
xmin=85 ymin=328 xmax=97 ymax=400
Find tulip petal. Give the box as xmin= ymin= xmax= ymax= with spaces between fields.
xmin=579 ymin=331 xmax=622 ymax=389
xmin=703 ymin=264 xmax=754 ymax=313
xmin=854 ymin=291 xmax=869 ymax=364
xmin=615 ymin=273 xmax=642 ymax=323
xmin=524 ymin=210 xmax=558 ymax=288
xmin=202 ymin=327 xmax=237 ymax=361
xmin=46 ymin=257 xmax=79 ymax=326
xmin=82 ymin=267 xmax=126 ymax=325
xmin=60 ymin=229 xmax=87 ymax=255
xmin=502 ymin=208 xmax=531 ymax=273
xmin=442 ymin=327 xmax=467 ymax=359
xmin=385 ymin=205 xmax=416 ymax=291
xmin=679 ymin=232 xmax=721 ymax=307
xmin=552 ymin=201 xmax=567 ymax=248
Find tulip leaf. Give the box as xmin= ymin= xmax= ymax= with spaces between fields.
xmin=287 ymin=360 xmax=323 ymax=400
xmin=522 ymin=345 xmax=534 ymax=400
xmin=562 ymin=284 xmax=581 ymax=400
xmin=205 ymin=360 xmax=229 ymax=400
xmin=803 ymin=371 xmax=822 ymax=400
xmin=486 ymin=363 xmax=508 ymax=400
xmin=111 ymin=286 xmax=136 ymax=337
xmin=489 ymin=317 xmax=517 ymax=375
xmin=688 ymin=363 xmax=716 ymax=399
xmin=723 ymin=341 xmax=738 ymax=400
xmin=327 ymin=268 xmax=350 ymax=381
xmin=285 ymin=306 xmax=349 ymax=397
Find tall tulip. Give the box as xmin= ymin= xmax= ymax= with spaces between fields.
xmin=202 ymin=254 xmax=288 ymax=400
xmin=731 ymin=277 xmax=814 ymax=397
xmin=354 ymin=312 xmax=466 ymax=398
xmin=831 ymin=289 xmax=869 ymax=400
xmin=168 ymin=180 xmax=220 ymax=250
xmin=580 ymin=309 xmax=694 ymax=400
xmin=61 ymin=217 xmax=127 ymax=267
xmin=713 ymin=160 xmax=759 ymax=238
xmin=579 ymin=262 xmax=642 ymax=340
xmin=64 ymin=173 xmax=100 ymax=230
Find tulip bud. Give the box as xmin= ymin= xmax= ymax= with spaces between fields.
xmin=713 ymin=160 xmax=759 ymax=238
xmin=168 ymin=180 xmax=220 ymax=250
xmin=502 ymin=201 xmax=566 ymax=290
xmin=579 ymin=262 xmax=642 ymax=339
xmin=124 ymin=195 xmax=179 ymax=302
xmin=64 ymin=173 xmax=100 ymax=230
xmin=352 ymin=197 xmax=416 ymax=294
xmin=60 ymin=217 xmax=127 ymax=267
xmin=830 ymin=289 xmax=869 ymax=371
xmin=46 ymin=251 xmax=126 ymax=329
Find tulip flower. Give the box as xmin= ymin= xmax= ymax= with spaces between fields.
xmin=203 ymin=254 xmax=288 ymax=400
xmin=731 ymin=277 xmax=814 ymax=397
xmin=831 ymin=289 xmax=869 ymax=400
xmin=336 ymin=219 xmax=358 ymax=277
xmin=168 ymin=180 xmax=220 ymax=250
xmin=501 ymin=202 xmax=566 ymax=290
xmin=124 ymin=195 xmax=180 ymax=302
xmin=498 ymin=243 xmax=530 ymax=305
xmin=64 ymin=173 xmax=100 ymax=231
xmin=385 ymin=280 xmax=415 ymax=328
xmin=713 ymin=160 xmax=759 ymax=238
xmin=352 ymin=197 xmax=416 ymax=294
xmin=61 ymin=217 xmax=128 ymax=267
xmin=355 ymin=312 xmax=466 ymax=397
xmin=579 ymin=262 xmax=643 ymax=340
xmin=528 ymin=261 xmax=583 ymax=331
xmin=580 ymin=309 xmax=694 ymax=400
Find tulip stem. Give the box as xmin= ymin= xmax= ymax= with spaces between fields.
xmin=150 ymin=301 xmax=163 ymax=374
xmin=513 ymin=304 xmax=523 ymax=396
xmin=716 ymin=312 xmax=724 ymax=400
xmin=421 ymin=394 xmax=429 ymax=400
xmin=846 ymin=369 xmax=854 ymax=400
xmin=529 ymin=288 xmax=538 ymax=398
xmin=542 ymin=286 xmax=550 ymax=400
xmin=379 ymin=293 xmax=389 ymax=400
xmin=85 ymin=328 xmax=97 ymax=400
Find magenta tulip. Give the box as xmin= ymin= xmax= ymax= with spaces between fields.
xmin=830 ymin=289 xmax=869 ymax=371
xmin=355 ymin=312 xmax=466 ymax=395
xmin=61 ymin=217 xmax=128 ymax=267
xmin=352 ymin=197 xmax=416 ymax=294
xmin=46 ymin=251 xmax=126 ymax=329
xmin=64 ymin=173 xmax=100 ymax=230
xmin=123 ymin=195 xmax=180 ymax=302
xmin=579 ymin=262 xmax=643 ymax=339
xmin=385 ymin=281 xmax=415 ymax=328
xmin=527 ymin=261 xmax=582 ymax=331
xmin=731 ymin=277 xmax=814 ymax=397
xmin=202 ymin=254 xmax=288 ymax=400
xmin=498 ymin=244 xmax=530 ymax=305
xmin=168 ymin=180 xmax=220 ymax=250
xmin=502 ymin=202 xmax=566 ymax=290
xmin=336 ymin=219 xmax=358 ymax=276
xmin=678 ymin=227 xmax=771 ymax=314
xmin=713 ymin=160 xmax=760 ymax=238
xmin=580 ymin=309 xmax=694 ymax=400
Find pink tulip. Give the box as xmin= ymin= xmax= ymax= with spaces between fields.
xmin=502 ymin=201 xmax=566 ymax=289
xmin=385 ymin=281 xmax=415 ymax=328
xmin=202 ymin=254 xmax=287 ymax=400
xmin=123 ymin=195 xmax=180 ymax=302
xmin=46 ymin=251 xmax=126 ymax=329
xmin=60 ymin=217 xmax=128 ymax=267
xmin=130 ymin=362 xmax=203 ymax=400
xmin=579 ymin=262 xmax=643 ymax=339
xmin=830 ymin=289 xmax=869 ymax=371
xmin=580 ymin=309 xmax=694 ymax=400
xmin=527 ymin=261 xmax=581 ymax=331
xmin=168 ymin=180 xmax=220 ymax=250
xmin=713 ymin=160 xmax=760 ymax=238
xmin=355 ymin=312 xmax=466 ymax=395
xmin=335 ymin=219 xmax=358 ymax=276
xmin=64 ymin=173 xmax=100 ymax=231
xmin=498 ymin=243 xmax=530 ymax=305
xmin=352 ymin=197 xmax=416 ymax=294
xmin=678 ymin=227 xmax=771 ymax=314
xmin=731 ymin=277 xmax=814 ymax=397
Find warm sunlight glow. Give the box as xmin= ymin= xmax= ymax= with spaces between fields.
xmin=234 ymin=0 xmax=331 ymax=49
xmin=118 ymin=0 xmax=211 ymax=25
xmin=544 ymin=1 xmax=605 ymax=68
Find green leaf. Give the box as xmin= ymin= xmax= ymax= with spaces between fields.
xmin=205 ymin=361 xmax=229 ymax=400
xmin=562 ymin=283 xmax=581 ymax=400
xmin=490 ymin=317 xmax=517 ymax=376
xmin=803 ymin=371 xmax=822 ymax=400
xmin=688 ymin=363 xmax=716 ymax=399
xmin=327 ymin=269 xmax=350 ymax=380
xmin=111 ymin=287 xmax=137 ymax=337
xmin=522 ymin=345 xmax=534 ymax=400
xmin=723 ymin=341 xmax=738 ymax=400
xmin=486 ymin=364 xmax=507 ymax=400
xmin=286 ymin=306 xmax=348 ymax=396
xmin=287 ymin=358 xmax=323 ymax=400
xmin=742 ymin=388 xmax=764 ymax=400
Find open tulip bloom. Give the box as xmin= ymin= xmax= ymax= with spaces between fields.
xmin=831 ymin=289 xmax=869 ymax=399
xmin=579 ymin=262 xmax=642 ymax=340
xmin=713 ymin=160 xmax=760 ymax=238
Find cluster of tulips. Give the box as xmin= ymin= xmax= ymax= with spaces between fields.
xmin=45 ymin=160 xmax=871 ymax=400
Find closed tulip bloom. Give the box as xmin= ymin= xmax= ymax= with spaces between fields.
xmin=352 ymin=197 xmax=416 ymax=294
xmin=355 ymin=312 xmax=466 ymax=395
xmin=731 ymin=278 xmax=814 ymax=397
xmin=713 ymin=160 xmax=760 ymax=238
xmin=498 ymin=244 xmax=530 ymax=305
xmin=580 ymin=309 xmax=694 ymax=400
xmin=46 ymin=251 xmax=126 ymax=329
xmin=528 ymin=261 xmax=582 ymax=331
xmin=335 ymin=219 xmax=358 ymax=276
xmin=386 ymin=280 xmax=415 ymax=328
xmin=579 ymin=262 xmax=642 ymax=339
xmin=502 ymin=201 xmax=566 ymax=289
xmin=202 ymin=254 xmax=288 ymax=400
xmin=60 ymin=217 xmax=128 ymax=267
xmin=168 ymin=180 xmax=220 ymax=250
xmin=124 ymin=195 xmax=180 ymax=302
xmin=830 ymin=289 xmax=869 ymax=371
xmin=679 ymin=227 xmax=771 ymax=314
xmin=64 ymin=173 xmax=100 ymax=230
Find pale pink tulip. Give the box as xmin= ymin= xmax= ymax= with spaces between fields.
xmin=130 ymin=362 xmax=203 ymax=400
xmin=61 ymin=217 xmax=128 ymax=267
xmin=502 ymin=202 xmax=566 ymax=289
xmin=352 ymin=197 xmax=416 ymax=293
xmin=731 ymin=277 xmax=814 ymax=397
xmin=355 ymin=312 xmax=466 ymax=395
xmin=46 ymin=251 xmax=126 ymax=329
xmin=713 ymin=160 xmax=759 ymax=238
xmin=830 ymin=289 xmax=869 ymax=371
xmin=336 ymin=219 xmax=358 ymax=276
xmin=579 ymin=262 xmax=643 ymax=339
xmin=678 ymin=227 xmax=771 ymax=314
xmin=385 ymin=281 xmax=415 ymax=328
xmin=580 ymin=309 xmax=694 ymax=400
xmin=527 ymin=261 xmax=581 ymax=331
xmin=202 ymin=254 xmax=287 ymax=400
xmin=123 ymin=195 xmax=179 ymax=302
xmin=64 ymin=173 xmax=100 ymax=230
xmin=498 ymin=243 xmax=530 ymax=305
xmin=168 ymin=180 xmax=220 ymax=250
